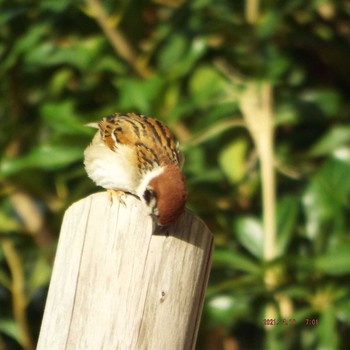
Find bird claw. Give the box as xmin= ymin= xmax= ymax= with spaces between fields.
xmin=107 ymin=189 xmax=127 ymax=206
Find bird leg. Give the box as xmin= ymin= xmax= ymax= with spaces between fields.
xmin=107 ymin=189 xmax=127 ymax=206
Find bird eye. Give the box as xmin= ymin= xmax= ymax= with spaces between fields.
xmin=143 ymin=188 xmax=156 ymax=204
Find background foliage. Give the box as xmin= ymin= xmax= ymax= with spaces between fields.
xmin=1 ymin=0 xmax=350 ymax=349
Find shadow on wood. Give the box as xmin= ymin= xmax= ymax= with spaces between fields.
xmin=37 ymin=192 xmax=213 ymax=350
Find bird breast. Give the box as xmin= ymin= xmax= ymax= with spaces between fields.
xmin=84 ymin=132 xmax=139 ymax=193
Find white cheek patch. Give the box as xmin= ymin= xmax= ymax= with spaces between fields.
xmin=136 ymin=167 xmax=164 ymax=199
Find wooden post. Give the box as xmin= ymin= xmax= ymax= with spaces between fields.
xmin=37 ymin=192 xmax=213 ymax=349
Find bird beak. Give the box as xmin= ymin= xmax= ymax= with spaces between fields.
xmin=85 ymin=122 xmax=99 ymax=129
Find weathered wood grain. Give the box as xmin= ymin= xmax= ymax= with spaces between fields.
xmin=37 ymin=192 xmax=213 ymax=350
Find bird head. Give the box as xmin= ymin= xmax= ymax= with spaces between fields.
xmin=140 ymin=164 xmax=187 ymax=226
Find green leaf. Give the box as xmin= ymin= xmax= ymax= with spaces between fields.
xmin=266 ymin=45 xmax=291 ymax=79
xmin=28 ymin=256 xmax=52 ymax=297
xmin=39 ymin=0 xmax=70 ymax=12
xmin=158 ymin=33 xmax=188 ymax=70
xmin=213 ymin=249 xmax=260 ymax=274
xmin=0 ymin=210 xmax=21 ymax=232
xmin=15 ymin=22 xmax=49 ymax=55
xmin=314 ymin=244 xmax=350 ymax=275
xmin=0 ymin=144 xmax=83 ymax=176
xmin=116 ymin=75 xmax=164 ymax=113
xmin=158 ymin=35 xmax=206 ymax=77
xmin=276 ymin=195 xmax=298 ymax=255
xmin=337 ymin=299 xmax=350 ymax=324
xmin=316 ymin=306 xmax=339 ymax=349
xmin=219 ymin=137 xmax=248 ymax=184
xmin=49 ymin=68 xmax=74 ymax=96
xmin=314 ymin=89 xmax=341 ymax=117
xmin=234 ymin=216 xmax=264 ymax=259
xmin=257 ymin=10 xmax=282 ymax=38
xmin=94 ymin=55 xmax=125 ymax=74
xmin=40 ymin=100 xmax=89 ymax=135
xmin=189 ymin=65 xmax=229 ymax=102
xmin=206 ymin=294 xmax=249 ymax=326
xmin=0 ymin=318 xmax=22 ymax=345
xmin=309 ymin=126 xmax=350 ymax=156
xmin=303 ymin=156 xmax=350 ymax=239
xmin=0 ymin=22 xmax=49 ymax=72
xmin=25 ymin=36 xmax=102 ymax=70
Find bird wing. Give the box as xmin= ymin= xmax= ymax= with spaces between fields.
xmin=98 ymin=113 xmax=182 ymax=173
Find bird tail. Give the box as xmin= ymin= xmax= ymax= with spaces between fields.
xmin=85 ymin=122 xmax=99 ymax=129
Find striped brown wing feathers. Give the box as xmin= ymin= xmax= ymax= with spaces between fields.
xmin=135 ymin=142 xmax=160 ymax=172
xmin=98 ymin=113 xmax=181 ymax=169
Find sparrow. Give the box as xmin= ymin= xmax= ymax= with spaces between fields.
xmin=84 ymin=112 xmax=187 ymax=226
